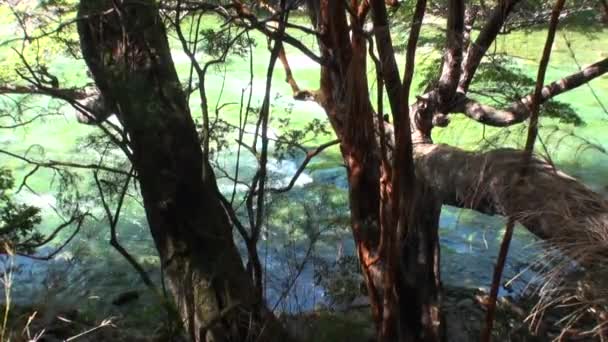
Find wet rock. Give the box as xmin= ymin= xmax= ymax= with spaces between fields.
xmin=112 ymin=290 xmax=140 ymax=306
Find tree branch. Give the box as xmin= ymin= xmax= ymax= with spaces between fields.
xmin=458 ymin=0 xmax=522 ymax=93
xmin=0 ymin=84 xmax=88 ymax=99
xmin=452 ymin=57 xmax=608 ymax=126
xmin=94 ymin=169 xmax=156 ymax=290
xmin=370 ymin=0 xmax=402 ymax=118
xmin=415 ymin=144 xmax=608 ymax=244
xmin=269 ymin=139 xmax=339 ymax=193
xmin=437 ymin=0 xmax=465 ymax=104
xmin=0 ymin=148 xmax=129 ymax=175
xmin=253 ymin=0 xmax=309 ymax=97
xmin=231 ymin=0 xmax=325 ymax=65
xmin=17 ymin=214 xmax=87 ymax=260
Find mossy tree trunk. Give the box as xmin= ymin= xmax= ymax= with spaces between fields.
xmin=76 ymin=1 xmax=289 ymax=341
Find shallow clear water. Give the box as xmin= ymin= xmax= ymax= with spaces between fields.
xmin=0 ymin=144 xmax=550 ymax=317
xmin=0 ymin=26 xmax=606 ymax=324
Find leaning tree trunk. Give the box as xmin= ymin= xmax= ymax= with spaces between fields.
xmin=77 ymin=1 xmax=289 ymax=341
xmin=414 ymin=143 xmax=608 ymax=246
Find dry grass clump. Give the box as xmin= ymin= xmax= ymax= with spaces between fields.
xmin=465 ymin=150 xmax=608 ymax=340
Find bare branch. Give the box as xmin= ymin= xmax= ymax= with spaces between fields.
xmin=0 ymin=148 xmax=129 ymax=176
xmin=7 ymin=50 xmax=131 ymax=158
xmin=254 ymin=1 xmax=309 ymax=95
xmin=0 ymin=84 xmax=88 ymax=99
xmin=437 ymin=0 xmax=465 ymax=104
xmin=268 ymin=139 xmax=339 ymax=193
xmin=0 ymin=113 xmax=60 ymax=129
xmin=452 ymin=57 xmax=608 ymax=126
xmin=0 ymin=8 xmax=116 ymax=48
xmin=231 ymin=1 xmax=325 ymax=65
xmin=94 ymin=169 xmax=156 ymax=290
xmin=458 ymin=0 xmax=522 ymax=93
xmin=17 ymin=214 xmax=87 ymax=261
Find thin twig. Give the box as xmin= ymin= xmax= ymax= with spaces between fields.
xmin=481 ymin=1 xmax=566 ymax=340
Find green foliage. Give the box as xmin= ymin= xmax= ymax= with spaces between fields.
xmin=541 ymin=100 xmax=584 ymax=126
xmin=197 ymin=27 xmax=256 ymax=58
xmin=267 ymin=184 xmax=350 ymax=243
xmin=0 ymin=169 xmax=42 ymax=254
xmin=415 ymin=53 xmax=584 ymax=126
xmin=415 ymin=54 xmax=442 ymax=93
xmin=199 ymin=116 xmax=233 ymax=157
xmin=387 ymin=1 xmax=420 ymax=52
xmin=512 ymin=0 xmax=602 ymax=34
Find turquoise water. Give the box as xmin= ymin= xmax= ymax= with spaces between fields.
xmin=0 ymin=14 xmax=606 ymax=327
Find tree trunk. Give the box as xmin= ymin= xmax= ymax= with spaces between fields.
xmin=601 ymin=0 xmax=608 ymax=24
xmin=398 ymin=183 xmax=443 ymax=341
xmin=315 ymin=1 xmax=444 ymax=340
xmin=414 ymin=143 xmax=608 ymax=246
xmin=76 ymin=1 xmax=289 ymax=341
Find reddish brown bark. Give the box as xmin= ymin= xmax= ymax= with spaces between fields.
xmin=317 ymin=0 xmax=386 ymax=337
xmin=393 ymin=1 xmax=444 ymax=340
xmin=316 ymin=1 xmax=444 ymax=340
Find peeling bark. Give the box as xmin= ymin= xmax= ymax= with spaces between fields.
xmin=317 ymin=0 xmax=387 ymax=338
xmin=318 ymin=1 xmax=445 ymax=340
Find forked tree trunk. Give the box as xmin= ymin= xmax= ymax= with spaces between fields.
xmin=76 ymin=1 xmax=289 ymax=341
xmin=300 ymin=0 xmax=608 ymax=340
xmin=315 ymin=1 xmax=444 ymax=340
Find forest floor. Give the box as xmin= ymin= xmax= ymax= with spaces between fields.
xmin=4 ymin=286 xmax=576 ymax=342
